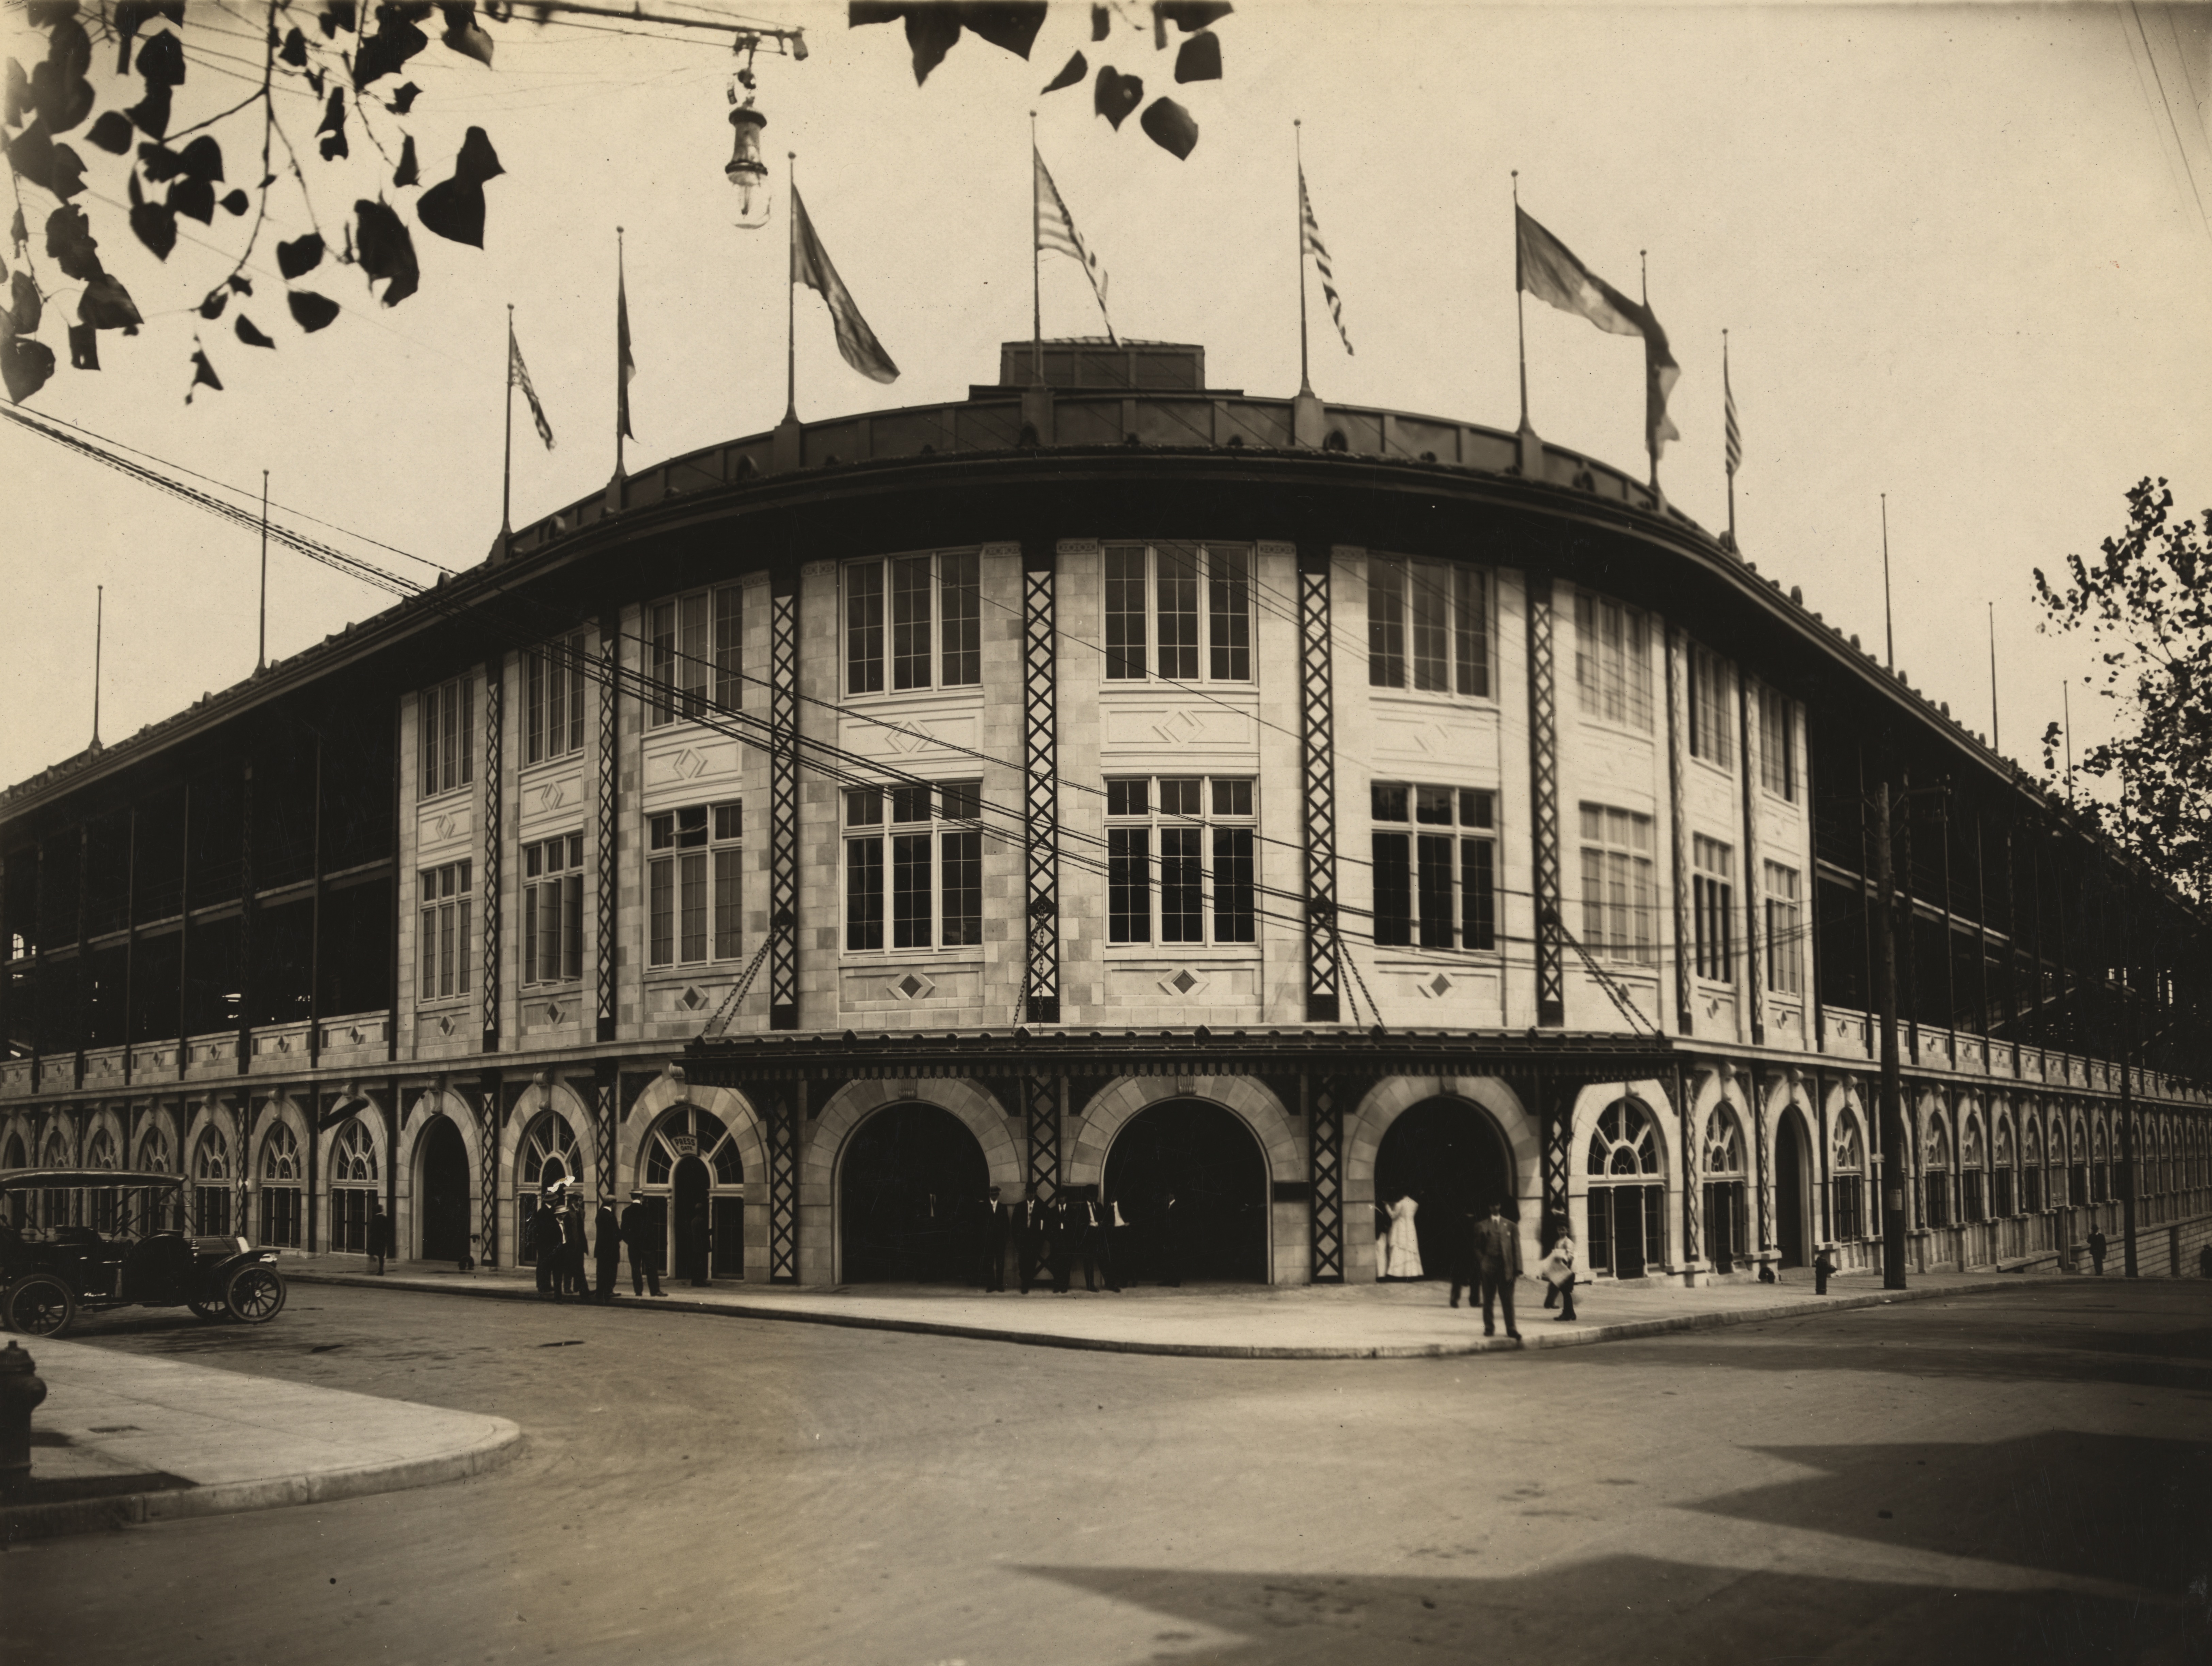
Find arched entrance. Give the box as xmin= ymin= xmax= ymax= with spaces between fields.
xmin=1702 ymin=1105 xmax=1747 ymax=1271
xmin=1102 ymin=1100 xmax=1268 ymax=1283
xmin=517 ymin=1113 xmax=580 ymax=1267
xmin=1587 ymin=1099 xmax=1665 ymax=1278
xmin=642 ymin=1105 xmax=745 ymax=1280
xmin=840 ymin=1103 xmax=987 ymax=1283
xmin=1775 ymin=1108 xmax=1811 ymax=1268
xmin=1372 ymin=1098 xmax=1514 ymax=1277
xmin=419 ymin=1117 xmax=471 ymax=1263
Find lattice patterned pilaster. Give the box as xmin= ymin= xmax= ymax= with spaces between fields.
xmin=1678 ymin=1069 xmax=1701 ymax=1265
xmin=1666 ymin=629 xmax=1694 ymax=1034
xmin=1021 ymin=560 xmax=1062 ymax=1024
xmin=595 ymin=1069 xmax=616 ymax=1199
xmin=1298 ymin=553 xmax=1341 ymax=1023
xmin=1542 ymin=1076 xmax=1573 ymax=1227
xmin=1308 ymin=1078 xmax=1343 ymax=1282
xmin=1025 ymin=1072 xmax=1060 ymax=1201
xmin=1526 ymin=574 xmax=1565 ymax=1027
xmin=594 ymin=631 xmax=618 ymax=1042
xmin=476 ymin=1088 xmax=498 ymax=1267
xmin=768 ymin=1097 xmax=798 ymax=1282
xmin=768 ymin=588 xmax=800 ymax=1031
xmin=1755 ymin=1093 xmax=1775 ymax=1251
xmin=480 ymin=656 xmax=503 ymax=1053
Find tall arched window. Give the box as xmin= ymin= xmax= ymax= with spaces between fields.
xmin=1992 ymin=1118 xmax=2016 ymax=1217
xmin=260 ymin=1123 xmax=304 ymax=1247
xmin=84 ymin=1127 xmax=119 ymax=1232
xmin=0 ymin=1132 xmax=24 ymax=1227
xmin=38 ymin=1130 xmax=73 ymax=1230
xmin=643 ymin=1105 xmax=746 ymax=1279
xmin=2069 ymin=1118 xmax=2089 ymax=1206
xmin=1960 ymin=1115 xmax=1986 ymax=1223
xmin=518 ymin=1112 xmax=582 ymax=1267
xmin=1923 ymin=1115 xmax=1953 ymax=1228
xmin=1703 ymin=1105 xmax=1748 ymax=1270
xmin=2091 ymin=1122 xmax=2110 ymax=1203
xmin=1832 ymin=1111 xmax=1866 ymax=1240
xmin=1584 ymin=1100 xmax=1661 ymax=1278
xmin=193 ymin=1125 xmax=234 ymax=1236
xmin=2021 ymin=1118 xmax=2044 ymax=1213
xmin=329 ymin=1116 xmax=379 ymax=1254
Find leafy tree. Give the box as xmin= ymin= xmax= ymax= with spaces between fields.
xmin=2035 ymin=477 xmax=2212 ymax=900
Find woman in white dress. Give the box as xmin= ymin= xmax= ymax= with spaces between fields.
xmin=1384 ymin=1192 xmax=1425 ymax=1280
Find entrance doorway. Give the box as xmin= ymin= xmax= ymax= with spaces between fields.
xmin=672 ymin=1155 xmax=711 ymax=1282
xmin=1372 ymin=1098 xmax=1515 ymax=1276
xmin=418 ymin=1117 xmax=471 ymax=1262
xmin=1776 ymin=1110 xmax=1810 ymax=1268
xmin=839 ymin=1104 xmax=989 ymax=1283
xmin=1102 ymin=1100 xmax=1268 ymax=1283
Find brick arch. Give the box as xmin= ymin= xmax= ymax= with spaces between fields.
xmin=396 ymin=1088 xmax=483 ymax=1259
xmin=1346 ymin=1075 xmax=1541 ymax=1206
xmin=805 ymin=1079 xmax=1022 ymax=1286
xmin=499 ymin=1080 xmax=600 ymax=1197
xmin=627 ymin=1074 xmax=769 ymax=1197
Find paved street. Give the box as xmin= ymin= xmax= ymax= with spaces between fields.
xmin=7 ymin=1280 xmax=2208 ymax=1665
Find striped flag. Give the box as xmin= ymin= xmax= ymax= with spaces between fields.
xmin=509 ymin=320 xmax=555 ymax=449
xmin=1035 ymin=146 xmax=1115 ymax=343
xmin=1300 ymin=166 xmax=1352 ymax=357
xmin=1723 ymin=342 xmax=1742 ymax=477
xmin=616 ymin=257 xmax=636 ymax=441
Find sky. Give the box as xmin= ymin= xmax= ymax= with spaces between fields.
xmin=2 ymin=0 xmax=2208 ymax=797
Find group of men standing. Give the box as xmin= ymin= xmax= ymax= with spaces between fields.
xmin=974 ymin=1185 xmax=1185 ymax=1293
xmin=530 ymin=1181 xmax=671 ymax=1302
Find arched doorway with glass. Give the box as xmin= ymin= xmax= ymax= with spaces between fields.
xmin=838 ymin=1103 xmax=985 ymax=1284
xmin=84 ymin=1126 xmax=120 ymax=1233
xmin=1587 ymin=1099 xmax=1665 ymax=1279
xmin=259 ymin=1122 xmax=304 ymax=1248
xmin=517 ymin=1112 xmax=582 ymax=1267
xmin=418 ymin=1116 xmax=472 ymax=1263
xmin=1371 ymin=1097 xmax=1515 ymax=1279
xmin=329 ymin=1117 xmax=379 ymax=1254
xmin=137 ymin=1126 xmax=178 ymax=1229
xmin=1702 ymin=1104 xmax=1748 ymax=1272
xmin=643 ymin=1105 xmax=745 ymax=1282
xmin=1774 ymin=1106 xmax=1812 ymax=1268
xmin=1102 ymin=1100 xmax=1269 ymax=1284
xmin=192 ymin=1123 xmax=234 ymax=1236
xmin=1 ymin=1132 xmax=25 ymax=1226
xmin=1831 ymin=1109 xmax=1868 ymax=1242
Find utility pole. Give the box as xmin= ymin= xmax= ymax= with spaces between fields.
xmin=1870 ymin=779 xmax=1910 ymax=1289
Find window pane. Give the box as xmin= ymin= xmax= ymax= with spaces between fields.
xmin=714 ymin=802 xmax=742 ymax=841
xmin=1212 ymin=827 xmax=1254 ymax=943
xmin=1416 ymin=833 xmax=1454 ymax=947
xmin=680 ymin=591 xmax=710 ymax=717
xmin=713 ymin=847 xmax=743 ymax=959
xmin=890 ymin=833 xmax=932 ymax=949
xmin=1454 ymin=566 xmax=1489 ymax=696
xmin=569 ymin=633 xmax=587 ymax=752
xmin=1156 ymin=545 xmax=1199 ymax=680
xmin=1160 ymin=828 xmax=1203 ymax=943
xmin=890 ymin=785 xmax=932 ymax=825
xmin=681 ymin=851 xmax=707 ymax=962
xmin=847 ymin=563 xmax=885 ymax=694
xmin=526 ymin=652 xmax=546 ymax=765
xmin=1461 ymin=838 xmax=1495 ymax=950
xmin=940 ymin=780 xmax=982 ymax=822
xmin=1460 ymin=788 xmax=1493 ymax=829
xmin=419 ymin=686 xmax=438 ymax=798
xmin=1159 ymin=777 xmax=1202 ymax=818
xmin=1415 ymin=786 xmax=1452 ymax=825
xmin=422 ymin=904 xmax=439 ymax=997
xmin=1368 ymin=556 xmax=1406 ymax=688
xmin=846 ymin=788 xmax=882 ymax=827
xmin=440 ymin=680 xmax=459 ymax=797
xmin=1372 ymin=783 xmax=1408 ymax=822
xmin=891 ymin=555 xmax=932 ymax=690
xmin=1212 ymin=778 xmax=1252 ymax=817
xmin=650 ymin=858 xmax=674 ymax=966
xmin=675 ymin=805 xmax=708 ymax=848
xmin=1372 ymin=833 xmax=1412 ymax=946
xmin=940 ymin=552 xmax=980 ymax=687
xmin=438 ymin=900 xmax=455 ymax=997
xmin=651 ymin=601 xmax=677 ymax=725
xmin=1410 ymin=559 xmax=1450 ymax=691
xmin=1106 ymin=777 xmax=1148 ymax=817
xmin=1108 ymin=828 xmax=1151 ymax=943
xmin=846 ymin=840 xmax=884 ymax=951
xmin=714 ymin=586 xmax=742 ymax=711
xmin=1104 ymin=547 xmax=1147 ymax=680
xmin=941 ymin=829 xmax=981 ymax=946
xmin=540 ymin=878 xmax=561 ymax=982
xmin=1207 ymin=545 xmax=1251 ymax=681
xmin=459 ymin=678 xmax=473 ymax=787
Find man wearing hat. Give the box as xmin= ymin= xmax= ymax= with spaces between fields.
xmin=533 ymin=1183 xmax=566 ymax=1300
xmin=593 ymin=1194 xmax=623 ymax=1304
xmin=620 ymin=1189 xmax=666 ymax=1297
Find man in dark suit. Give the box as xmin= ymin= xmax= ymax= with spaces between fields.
xmin=1016 ymin=1194 xmax=1049 ymax=1294
xmin=368 ymin=1199 xmax=392 ymax=1275
xmin=620 ymin=1190 xmax=666 ymax=1297
xmin=979 ymin=1186 xmax=1008 ymax=1291
xmin=594 ymin=1196 xmax=623 ymax=1303
xmin=1471 ymin=1200 xmax=1522 ymax=1339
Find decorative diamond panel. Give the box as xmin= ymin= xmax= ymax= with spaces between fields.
xmin=1418 ymin=973 xmax=1454 ymax=1000
xmin=1157 ymin=968 xmax=1207 ymax=998
xmin=680 ymin=987 xmax=706 ymax=1011
xmin=890 ymin=972 xmax=936 ymax=1002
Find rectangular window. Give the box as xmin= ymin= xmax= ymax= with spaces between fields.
xmin=1572 ymin=592 xmax=1653 ymax=729
xmin=847 ymin=553 xmax=983 ymax=695
xmin=1757 ymin=683 xmax=1794 ymax=799
xmin=646 ymin=586 xmax=739 ymax=728
xmin=1689 ymin=645 xmax=1736 ymax=767
xmin=522 ymin=834 xmax=585 ymax=985
xmin=1763 ymin=861 xmax=1802 ymax=994
xmin=415 ymin=860 xmax=474 ymax=1000
xmin=648 ymin=802 xmax=742 ymax=967
xmin=1368 ymin=557 xmax=1492 ymax=696
xmin=1105 ymin=775 xmax=1257 ymax=945
xmin=1834 ymin=1174 xmax=1864 ymax=1240
xmin=1370 ymin=783 xmax=1498 ymax=951
xmin=714 ymin=583 xmax=743 ymax=713
xmin=1577 ymin=804 xmax=1657 ymax=965
xmin=1692 ymin=834 xmax=1735 ymax=983
xmin=1101 ymin=544 xmax=1255 ymax=683
xmin=843 ymin=781 xmax=984 ymax=953
xmin=524 ymin=632 xmax=590 ymax=766
xmin=416 ymin=678 xmax=475 ymax=798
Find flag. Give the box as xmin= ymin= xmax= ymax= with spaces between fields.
xmin=509 ymin=322 xmax=555 ymax=450
xmin=616 ymin=258 xmax=636 ymax=440
xmin=1299 ymin=166 xmax=1352 ymax=356
xmin=1515 ymin=206 xmax=1680 ymax=462
xmin=1723 ymin=345 xmax=1741 ymax=477
xmin=791 ymin=186 xmax=900 ymax=385
xmin=1035 ymin=146 xmax=1115 ymax=343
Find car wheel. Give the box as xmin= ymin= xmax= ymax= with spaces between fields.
xmin=224 ymin=1264 xmax=287 ymax=1324
xmin=187 ymin=1297 xmax=228 ymax=1321
xmin=4 ymin=1274 xmax=78 ymax=1338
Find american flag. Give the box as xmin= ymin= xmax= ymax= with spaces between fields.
xmin=1034 ymin=146 xmax=1115 ymax=343
xmin=508 ymin=320 xmax=555 ymax=450
xmin=1724 ymin=342 xmax=1741 ymax=477
xmin=1300 ymin=166 xmax=1352 ymax=357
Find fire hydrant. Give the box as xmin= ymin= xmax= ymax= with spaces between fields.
xmin=0 ymin=1340 xmax=48 ymax=1500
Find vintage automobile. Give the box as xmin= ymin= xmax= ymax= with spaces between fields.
xmin=0 ymin=1168 xmax=287 ymax=1338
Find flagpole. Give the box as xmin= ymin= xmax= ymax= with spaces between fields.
xmin=502 ymin=305 xmax=515 ymax=539
xmin=1031 ymin=111 xmax=1043 ymax=386
xmin=1512 ymin=171 xmax=1528 ymax=433
xmin=1988 ymin=602 xmax=2000 ymax=751
xmin=1294 ymin=120 xmax=1311 ymax=396
xmin=91 ymin=584 xmax=102 ymax=750
xmin=785 ymin=153 xmax=799 ymax=423
xmin=256 ymin=469 xmax=269 ymax=673
xmin=615 ymin=227 xmax=627 ymax=480
xmin=1723 ymin=328 xmax=1735 ymax=549
xmin=1881 ymin=493 xmax=1895 ymax=674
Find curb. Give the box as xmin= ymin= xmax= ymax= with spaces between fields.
xmin=3 ymin=1414 xmax=523 ymax=1543
xmin=286 ymin=1268 xmax=2062 ymax=1361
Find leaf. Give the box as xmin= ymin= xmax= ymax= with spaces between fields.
xmin=392 ymin=132 xmax=417 ymax=188
xmin=317 ymin=87 xmax=348 ymax=160
xmin=1155 ymin=1 xmax=1231 ymax=31
xmin=1092 ymin=4 xmax=1110 ymax=42
xmin=959 ymin=3 xmax=1046 ymax=58
xmin=320 ymin=3 xmax=359 ymax=38
xmin=110 ymin=4 xmax=183 ymax=75
xmin=902 ymin=7 xmax=961 ymax=84
xmin=1172 ymin=28 xmax=1219 ymax=82
xmin=1094 ymin=65 xmax=1142 ymax=128
xmin=126 ymin=79 xmax=170 ymax=139
xmin=85 ymin=109 xmax=132 ymax=153
xmin=440 ymin=3 xmax=495 ymax=66
xmin=30 ymin=18 xmax=95 ymax=133
xmin=9 ymin=208 xmax=23 ymax=256
xmin=353 ymin=6 xmax=429 ymax=87
xmin=277 ymin=231 xmax=324 ymax=278
xmin=10 ymin=270 xmax=41 ymax=334
xmin=288 ymin=288 xmax=340 ymax=332
xmin=166 ymin=176 xmax=214 ymax=224
xmin=280 ymin=27 xmax=309 ymax=67
xmin=25 ymin=4 xmax=81 ymax=30
xmin=1 ymin=333 xmax=56 ymax=403
xmin=186 ymin=342 xmax=222 ymax=401
xmin=137 ymin=140 xmax=181 ymax=180
xmin=385 ymin=80 xmax=421 ymax=114
xmin=129 ymin=196 xmax=176 ymax=259
xmin=44 ymin=204 xmax=100 ymax=280
xmin=134 ymin=28 xmax=185 ymax=89
xmin=221 ymin=188 xmax=248 ymax=215
xmin=1139 ymin=95 xmax=1197 ymax=158
xmin=354 ymin=197 xmax=419 ymax=301
xmin=78 ymin=271 xmax=142 ymax=329
xmin=226 ymin=272 xmax=252 ymax=295
xmin=66 ymin=320 xmax=96 ymax=368
xmin=236 ymin=314 xmax=275 ymax=348
xmin=176 ymin=134 xmax=223 ymax=179
xmin=1042 ymin=50 xmax=1085 ymax=94
xmin=4 ymin=60 xmax=28 ymax=128
xmin=197 ymin=284 xmax=226 ymax=319
xmin=416 ymin=127 xmax=501 ymax=247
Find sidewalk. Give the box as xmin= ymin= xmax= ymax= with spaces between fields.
xmin=3 ymin=1337 xmax=520 ymax=1542
xmin=282 ymin=1252 xmax=2076 ymax=1360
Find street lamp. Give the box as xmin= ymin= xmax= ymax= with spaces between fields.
xmin=726 ymin=93 xmax=771 ymax=229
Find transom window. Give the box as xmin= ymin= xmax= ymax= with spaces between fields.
xmin=1103 ymin=542 xmax=1253 ymax=682
xmin=331 ymin=1119 xmax=378 ymax=1183
xmin=1762 ymin=861 xmax=1802 ymax=994
xmin=1104 ymin=775 xmax=1257 ymax=946
xmin=1757 ymin=683 xmax=1796 ymax=799
xmin=644 ymin=1105 xmax=743 ymax=1187
xmin=418 ymin=860 xmax=473 ymax=1002
xmin=260 ymin=1123 xmax=302 ymax=1182
xmin=524 ymin=834 xmax=585 ymax=985
xmin=1586 ymin=1101 xmax=1660 ymax=1175
xmin=1692 ymin=835 xmax=1735 ymax=983
xmin=650 ymin=802 xmax=743 ymax=968
xmin=192 ymin=1125 xmax=232 ymax=1236
xmin=1577 ymin=803 xmax=1656 ymax=965
xmin=1573 ymin=591 xmax=1652 ymax=730
xmin=1367 ymin=556 xmax=1490 ymax=696
xmin=844 ymin=783 xmax=983 ymax=953
xmin=648 ymin=584 xmax=743 ymax=727
xmin=1369 ymin=782 xmax=1496 ymax=951
xmin=1704 ymin=1107 xmax=1746 ymax=1176
xmin=846 ymin=552 xmax=980 ymax=694
xmin=417 ymin=676 xmax=475 ymax=799
xmin=520 ymin=1113 xmax=580 ymax=1191
xmin=524 ymin=631 xmax=590 ymax=764
xmin=1689 ymin=644 xmax=1735 ymax=767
